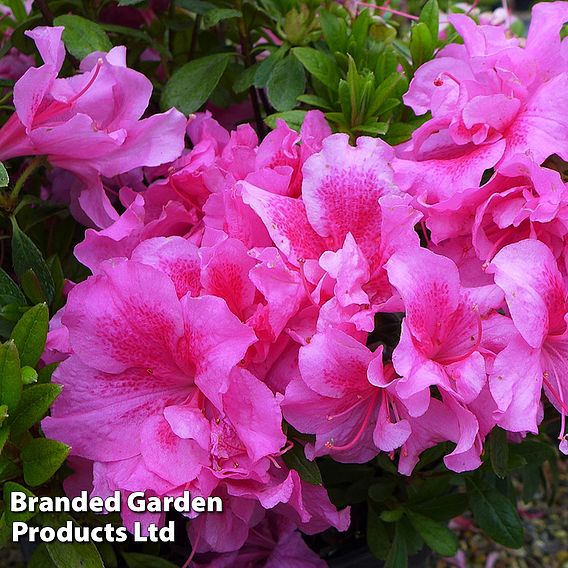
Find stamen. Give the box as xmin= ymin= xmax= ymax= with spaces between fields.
xmin=326 ymin=395 xmax=366 ymax=421
xmin=542 ymin=347 xmax=568 ymax=441
xmin=325 ymin=392 xmax=378 ymax=452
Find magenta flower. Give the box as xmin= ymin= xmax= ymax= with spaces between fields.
xmin=0 ymin=27 xmax=186 ymax=227
xmin=396 ymin=2 xmax=568 ymax=207
xmin=488 ymin=238 xmax=568 ymax=452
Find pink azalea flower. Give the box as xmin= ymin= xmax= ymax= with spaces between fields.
xmin=386 ymin=246 xmax=499 ymax=415
xmin=193 ymin=513 xmax=327 ymax=568
xmin=0 ymin=26 xmax=187 ymax=227
xmin=395 ymin=2 xmax=568 ymax=206
xmin=242 ymin=133 xmax=421 ymax=331
xmin=488 ymin=238 xmax=568 ymax=452
xmin=282 ymin=329 xmax=410 ymax=463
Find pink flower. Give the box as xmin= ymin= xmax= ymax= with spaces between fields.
xmin=193 ymin=513 xmax=327 ymax=567
xmin=282 ymin=329 xmax=410 ymax=463
xmin=242 ymin=133 xmax=421 ymax=331
xmin=488 ymin=238 xmax=568 ymax=452
xmin=0 ymin=26 xmax=187 ymax=227
xmin=395 ymin=2 xmax=568 ymax=206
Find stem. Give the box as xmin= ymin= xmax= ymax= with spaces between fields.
xmin=189 ymin=15 xmax=202 ymax=61
xmin=237 ymin=1 xmax=265 ymax=137
xmin=11 ymin=156 xmax=45 ymax=200
xmin=36 ymin=0 xmax=54 ymax=24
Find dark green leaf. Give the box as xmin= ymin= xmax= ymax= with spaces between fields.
xmin=0 ymin=162 xmax=8 ymax=187
xmin=46 ymin=539 xmax=104 ymax=568
xmin=296 ymin=94 xmax=332 ymax=110
xmin=467 ymin=476 xmax=524 ymax=548
xmin=266 ymin=54 xmax=305 ymax=111
xmin=4 ymin=481 xmax=36 ymax=525
xmin=411 ymin=493 xmax=468 ymax=522
xmin=367 ymin=504 xmax=390 ymax=560
xmin=21 ymin=269 xmax=47 ymax=304
xmin=21 ymin=438 xmax=70 ymax=486
xmin=368 ymin=480 xmax=397 ymax=504
xmin=10 ymin=218 xmax=55 ymax=304
xmin=293 ymin=47 xmax=340 ymax=90
xmin=0 ymin=424 xmax=9 ymax=451
xmin=0 ymin=267 xmax=26 ymax=306
xmin=38 ymin=363 xmax=58 ymax=384
xmin=203 ymin=8 xmax=241 ymax=29
xmin=385 ymin=522 xmax=408 ymax=568
xmin=368 ymin=72 xmax=402 ymax=117
xmin=10 ymin=303 xmax=49 ymax=368
xmin=281 ymin=443 xmax=322 ymax=485
xmin=0 ymin=340 xmax=21 ymax=412
xmin=176 ymin=0 xmax=215 ymax=15
xmin=29 ymin=545 xmax=57 ymax=568
xmin=406 ymin=511 xmax=457 ymax=557
xmin=8 ymin=383 xmax=62 ymax=438
xmin=123 ymin=553 xmax=179 ymax=568
xmin=490 ymin=426 xmax=509 ymax=479
xmin=254 ymin=45 xmax=289 ymax=88
xmin=53 ymin=15 xmax=113 ymax=60
xmin=233 ymin=64 xmax=258 ymax=94
xmin=3 ymin=0 xmax=26 ymax=22
xmin=0 ymin=454 xmax=20 ymax=482
xmin=161 ymin=53 xmax=232 ymax=115
xmin=118 ymin=0 xmax=145 ymax=5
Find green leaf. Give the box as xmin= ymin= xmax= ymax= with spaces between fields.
xmin=161 ymin=53 xmax=232 ymax=115
xmin=0 ymin=162 xmax=8 ymax=187
xmin=0 ymin=454 xmax=20 ymax=482
xmin=411 ymin=493 xmax=468 ymax=522
xmin=406 ymin=510 xmax=457 ymax=557
xmin=29 ymin=545 xmax=57 ymax=568
xmin=368 ymin=480 xmax=398 ymax=504
xmin=53 ymin=15 xmax=113 ymax=60
xmin=293 ymin=47 xmax=340 ymax=90
xmin=0 ymin=267 xmax=26 ymax=306
xmin=367 ymin=504 xmax=390 ymax=560
xmin=21 ymin=366 xmax=38 ymax=385
xmin=203 ymin=8 xmax=241 ymax=29
xmin=123 ymin=553 xmax=179 ymax=568
xmin=419 ymin=0 xmax=439 ymax=46
xmin=368 ymin=72 xmax=402 ymax=117
xmin=265 ymin=110 xmax=307 ymax=132
xmin=281 ymin=443 xmax=322 ymax=485
xmin=266 ymin=54 xmax=305 ymax=111
xmin=381 ymin=509 xmax=403 ymax=523
xmin=490 ymin=426 xmax=509 ymax=479
xmin=38 ymin=363 xmax=58 ymax=384
xmin=10 ymin=303 xmax=49 ymax=368
xmin=296 ymin=94 xmax=332 ymax=110
xmin=10 ymin=218 xmax=55 ymax=304
xmin=319 ymin=9 xmax=348 ymax=54
xmin=176 ymin=0 xmax=215 ymax=14
xmin=352 ymin=121 xmax=388 ymax=136
xmin=4 ymin=481 xmax=36 ymax=525
xmin=410 ymin=22 xmax=433 ymax=68
xmin=8 ymin=383 xmax=62 ymax=438
xmin=46 ymin=539 xmax=104 ymax=568
xmin=21 ymin=269 xmax=47 ymax=304
xmin=385 ymin=523 xmax=408 ymax=568
xmin=467 ymin=477 xmax=524 ymax=548
xmin=0 ymin=423 xmax=9 ymax=449
xmin=0 ymin=340 xmax=21 ymax=412
xmin=118 ymin=0 xmax=145 ymax=5
xmin=254 ymin=45 xmax=289 ymax=88
xmin=22 ymin=438 xmax=70 ymax=486
xmin=233 ymin=64 xmax=258 ymax=94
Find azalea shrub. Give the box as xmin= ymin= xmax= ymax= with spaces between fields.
xmin=0 ymin=0 xmax=566 ymax=566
